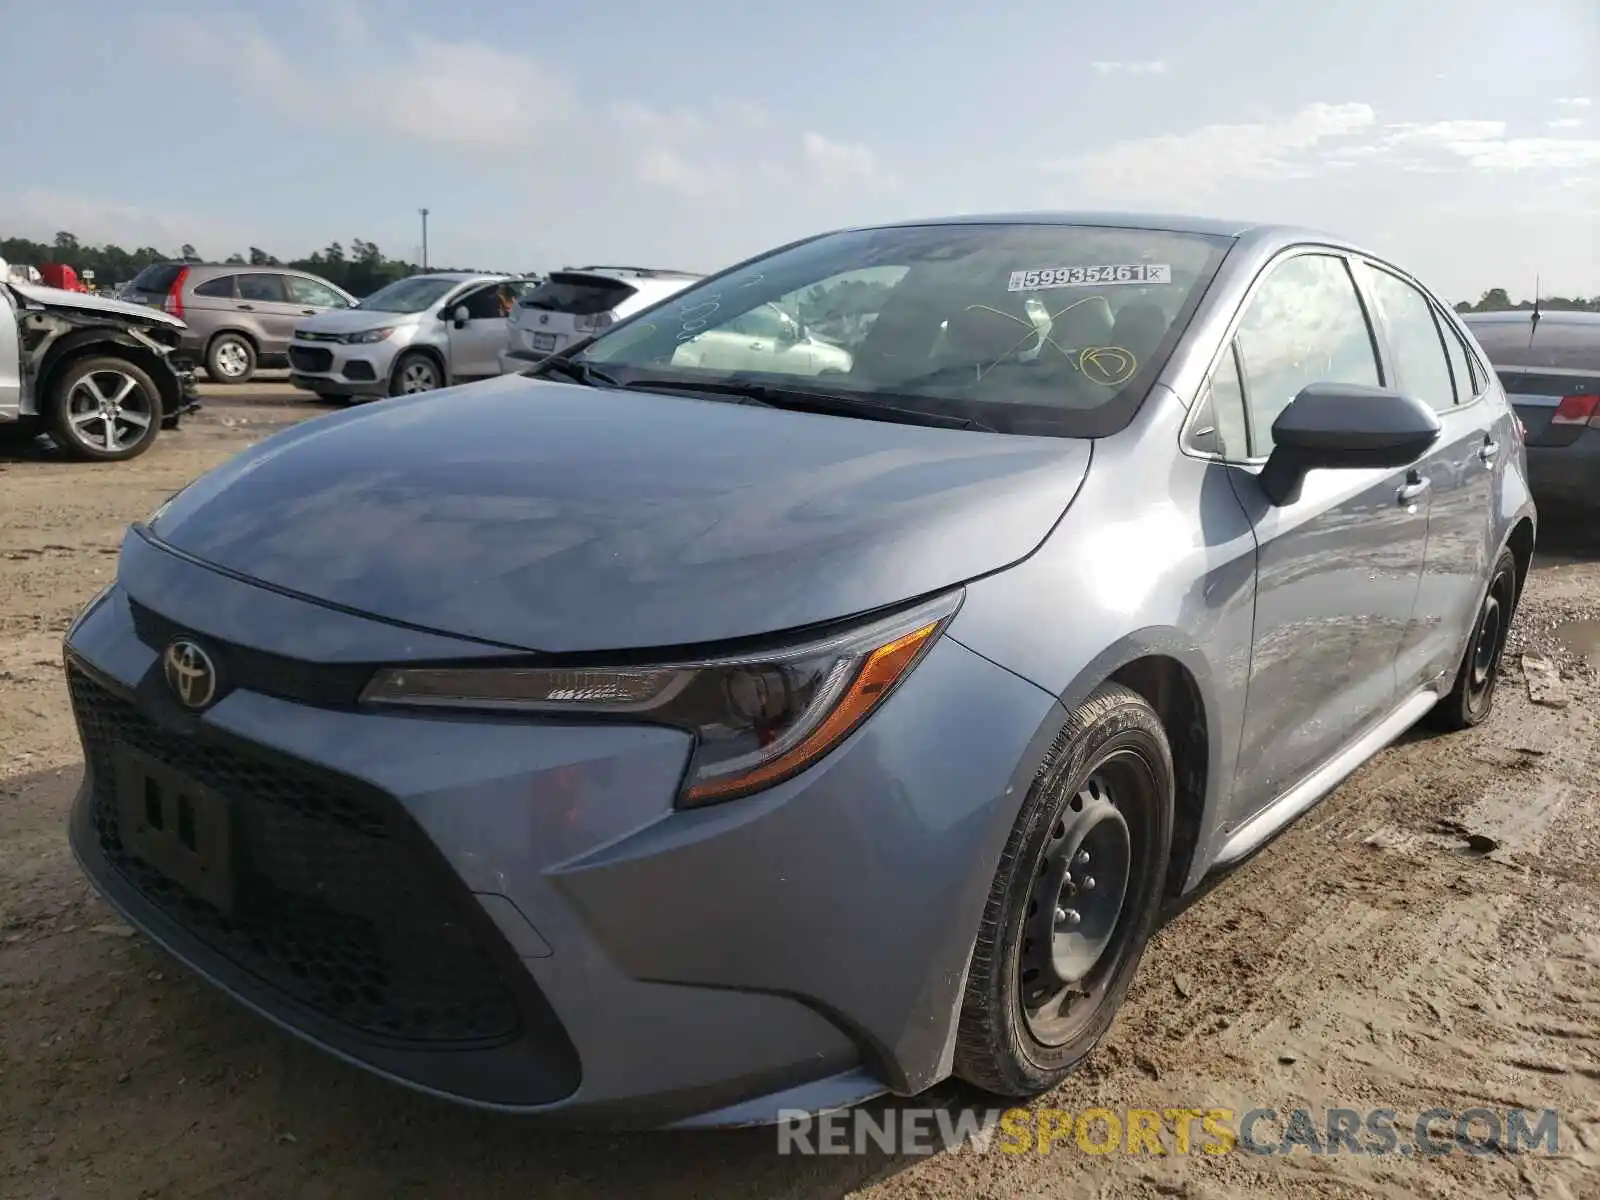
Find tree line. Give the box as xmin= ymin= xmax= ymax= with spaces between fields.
xmin=1453 ymin=288 xmax=1598 ymax=313
xmin=0 ymin=231 xmax=526 ymax=297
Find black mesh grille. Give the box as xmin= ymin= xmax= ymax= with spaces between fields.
xmin=69 ymin=665 xmax=522 ymax=1047
xmin=288 ymin=346 xmax=333 ymax=371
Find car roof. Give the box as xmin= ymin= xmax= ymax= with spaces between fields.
xmin=865 ymin=210 xmax=1361 ymax=242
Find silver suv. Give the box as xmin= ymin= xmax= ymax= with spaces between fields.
xmin=120 ymin=263 xmax=356 ymax=384
xmin=288 ymin=273 xmax=534 ymax=402
xmin=501 ymin=267 xmax=700 ymax=371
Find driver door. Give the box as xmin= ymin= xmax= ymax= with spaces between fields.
xmin=446 ymin=284 xmax=515 ymax=379
xmin=1223 ymin=250 xmax=1431 ymax=826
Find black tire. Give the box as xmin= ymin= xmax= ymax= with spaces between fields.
xmin=389 ymin=352 xmax=443 ymax=397
xmin=46 ymin=356 xmax=164 ymax=463
xmin=1425 ymin=548 xmax=1519 ymax=732
xmin=205 ymin=332 xmax=257 ymax=384
xmin=954 ymin=683 xmax=1174 ymax=1098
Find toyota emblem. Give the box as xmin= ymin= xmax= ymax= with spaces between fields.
xmin=163 ymin=639 xmax=218 ymax=710
xmin=539 ymin=313 xmax=549 ymax=325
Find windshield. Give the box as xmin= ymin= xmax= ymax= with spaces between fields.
xmin=578 ymin=223 xmax=1233 ymax=437
xmin=356 ymin=276 xmax=462 ymax=314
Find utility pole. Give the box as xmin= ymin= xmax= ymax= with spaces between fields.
xmin=418 ymin=208 xmax=430 ymax=269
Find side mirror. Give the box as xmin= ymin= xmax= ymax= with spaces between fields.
xmin=1258 ymin=382 xmax=1441 ymax=506
xmin=449 ymin=305 xmax=469 ymax=328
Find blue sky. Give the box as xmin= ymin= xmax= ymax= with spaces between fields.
xmin=2 ymin=0 xmax=1595 ymax=301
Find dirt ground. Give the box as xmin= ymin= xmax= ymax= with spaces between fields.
xmin=2 ymin=381 xmax=1598 ymax=1200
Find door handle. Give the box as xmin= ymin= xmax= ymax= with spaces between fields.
xmin=1479 ymin=440 xmax=1500 ymax=463
xmin=235 ymin=303 xmax=255 ymax=311
xmin=1397 ymin=473 xmax=1430 ymax=504
xmin=748 ymin=341 xmax=766 ymax=349
xmin=300 ymin=308 xmax=317 ymax=315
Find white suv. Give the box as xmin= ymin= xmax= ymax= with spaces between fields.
xmin=501 ymin=267 xmax=700 ymax=372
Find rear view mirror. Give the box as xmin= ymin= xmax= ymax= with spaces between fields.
xmin=1258 ymin=382 xmax=1441 ymax=506
xmin=449 ymin=305 xmax=469 ymax=328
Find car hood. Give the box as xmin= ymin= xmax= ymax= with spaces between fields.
xmin=296 ymin=307 xmax=425 ymax=336
xmin=142 ymin=375 xmax=1092 ymax=653
xmin=10 ymin=282 xmax=185 ymax=327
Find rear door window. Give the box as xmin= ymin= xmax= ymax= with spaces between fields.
xmin=521 ymin=273 xmax=637 ymax=315
xmin=193 ymin=275 xmax=237 ymax=299
xmin=1360 ymin=265 xmax=1456 ymax=413
xmin=237 ymin=273 xmax=288 ymax=303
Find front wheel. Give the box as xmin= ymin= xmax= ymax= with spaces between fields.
xmin=46 ymin=356 xmax=163 ymax=462
xmin=1425 ymin=548 xmax=1519 ymax=732
xmin=954 ymin=683 xmax=1174 ymax=1097
xmin=390 ymin=352 xmax=443 ymax=397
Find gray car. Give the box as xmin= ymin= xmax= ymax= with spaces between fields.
xmin=63 ymin=214 xmax=1534 ymax=1127
xmin=1462 ymin=309 xmax=1599 ymax=511
xmin=121 ymin=262 xmax=356 ymax=384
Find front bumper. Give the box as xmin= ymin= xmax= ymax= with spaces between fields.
xmin=287 ymin=340 xmax=398 ymax=397
xmin=62 ymin=529 xmax=1057 ymax=1126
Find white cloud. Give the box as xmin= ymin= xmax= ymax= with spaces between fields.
xmin=1053 ymin=102 xmax=1600 ymax=206
xmin=1091 ymin=60 xmax=1167 ymax=76
xmin=1555 ymin=97 xmax=1592 ymax=108
xmin=145 ymin=13 xmax=889 ymax=209
xmin=1053 ymin=102 xmax=1376 ymax=202
xmin=0 ymin=188 xmax=245 ymax=254
xmin=1549 ymin=117 xmax=1586 ymax=130
xmin=801 ymin=133 xmax=887 ymax=191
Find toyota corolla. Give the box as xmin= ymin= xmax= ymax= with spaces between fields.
xmin=63 ymin=214 xmax=1534 ymax=1128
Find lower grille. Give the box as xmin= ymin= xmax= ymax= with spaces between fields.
xmin=288 ymin=346 xmax=333 ymax=372
xmin=69 ymin=665 xmax=521 ymax=1047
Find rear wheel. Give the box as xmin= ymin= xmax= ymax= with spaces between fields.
xmin=46 ymin=356 xmax=163 ymax=462
xmin=1426 ymin=548 xmax=1519 ymax=731
xmin=390 ymin=352 xmax=442 ymax=397
xmin=954 ymin=683 xmax=1174 ymax=1097
xmin=205 ymin=333 xmax=257 ymax=384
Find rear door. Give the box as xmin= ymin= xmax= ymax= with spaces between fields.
xmin=1357 ymin=263 xmax=1499 ymax=691
xmin=512 ymin=272 xmax=638 ymax=357
xmin=233 ymin=273 xmax=303 ymax=355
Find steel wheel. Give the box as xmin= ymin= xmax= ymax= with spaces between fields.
xmin=954 ymin=683 xmax=1174 ymax=1097
xmin=1019 ymin=761 xmax=1145 ymax=1046
xmin=213 ymin=341 xmax=250 ymax=378
xmin=1427 ymin=547 xmax=1520 ymax=731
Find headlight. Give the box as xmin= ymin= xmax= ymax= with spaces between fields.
xmin=359 ymin=590 xmax=962 ymax=806
xmin=344 ymin=327 xmax=395 ymax=344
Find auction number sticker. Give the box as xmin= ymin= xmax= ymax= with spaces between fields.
xmin=1007 ymin=264 xmax=1172 ymax=291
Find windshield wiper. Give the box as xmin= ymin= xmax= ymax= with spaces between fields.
xmin=528 ymin=356 xmax=620 ymax=388
xmin=614 ymin=378 xmax=995 ymax=432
